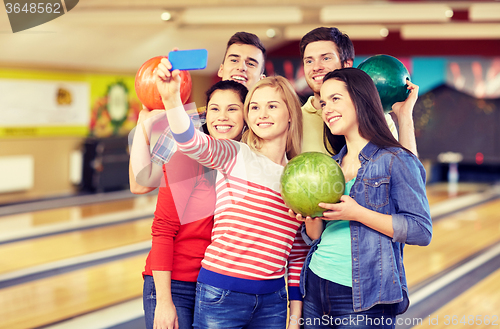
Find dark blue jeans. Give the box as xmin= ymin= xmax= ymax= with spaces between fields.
xmin=143 ymin=275 xmax=197 ymax=329
xmin=193 ymin=282 xmax=288 ymax=329
xmin=301 ymin=269 xmax=396 ymax=329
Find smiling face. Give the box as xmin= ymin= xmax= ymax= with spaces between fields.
xmin=303 ymin=40 xmax=344 ymax=95
xmin=320 ymin=78 xmax=358 ymax=138
xmin=218 ymin=43 xmax=265 ymax=88
xmin=206 ymin=89 xmax=245 ymax=141
xmin=247 ymin=86 xmax=290 ymax=142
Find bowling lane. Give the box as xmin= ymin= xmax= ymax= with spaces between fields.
xmin=0 ymin=182 xmax=482 ymax=242
xmin=0 ymin=182 xmax=480 ymax=231
xmin=425 ymin=182 xmax=490 ymax=206
xmin=0 ymin=217 xmax=152 ymax=274
xmin=1 ymin=183 xmax=493 ymax=281
xmin=0 ymin=254 xmax=146 ymax=329
xmin=412 ymin=267 xmax=500 ymax=329
xmin=0 ymin=182 xmax=493 ymax=328
xmin=0 ymin=194 xmax=157 ymax=243
xmin=405 ymin=197 xmax=500 ymax=288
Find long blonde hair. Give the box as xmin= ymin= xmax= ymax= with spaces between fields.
xmin=241 ymin=76 xmax=303 ymax=159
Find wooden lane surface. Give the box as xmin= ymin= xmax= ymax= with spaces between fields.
xmin=0 ymin=195 xmax=157 ymax=232
xmin=0 ymin=184 xmax=466 ymax=241
xmin=413 ymin=267 xmax=500 ymax=329
xmin=0 ymin=182 xmax=475 ymax=226
xmin=0 ymin=182 xmax=478 ymax=234
xmin=0 ymin=217 xmax=152 ymax=274
xmin=425 ymin=183 xmax=489 ymax=206
xmin=0 ymin=254 xmax=146 ymax=329
xmin=0 ymin=184 xmax=459 ymax=275
xmin=0 ymin=183 xmax=491 ymax=279
xmin=0 ymin=183 xmax=492 ymax=328
xmin=404 ymin=198 xmax=500 ymax=288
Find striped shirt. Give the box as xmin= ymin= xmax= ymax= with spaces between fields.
xmin=172 ymin=121 xmax=309 ymax=300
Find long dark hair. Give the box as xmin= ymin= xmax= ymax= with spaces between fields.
xmin=323 ymin=68 xmax=411 ymax=155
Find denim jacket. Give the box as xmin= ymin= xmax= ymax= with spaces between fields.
xmin=300 ymin=142 xmax=432 ymax=315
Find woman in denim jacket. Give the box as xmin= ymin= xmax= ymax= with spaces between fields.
xmin=292 ymin=68 xmax=432 ymax=328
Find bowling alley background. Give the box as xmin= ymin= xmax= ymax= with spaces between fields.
xmin=1 ymin=51 xmax=499 ymax=203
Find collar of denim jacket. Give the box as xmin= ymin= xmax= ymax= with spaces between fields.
xmin=333 ymin=141 xmax=379 ymax=164
xmin=359 ymin=142 xmax=379 ymax=162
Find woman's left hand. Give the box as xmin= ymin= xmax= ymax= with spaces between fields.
xmin=318 ymin=195 xmax=362 ymax=221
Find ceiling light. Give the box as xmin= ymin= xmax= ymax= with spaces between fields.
xmin=284 ymin=24 xmax=389 ymax=40
xmin=401 ymin=23 xmax=500 ymax=39
xmin=181 ymin=7 xmax=302 ymax=25
xmin=161 ymin=12 xmax=172 ymax=21
xmin=321 ymin=4 xmax=453 ymax=23
xmin=266 ymin=29 xmax=277 ymax=38
xmin=65 ymin=10 xmax=167 ymax=25
xmin=470 ymin=3 xmax=500 ymax=21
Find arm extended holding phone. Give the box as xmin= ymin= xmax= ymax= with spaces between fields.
xmin=129 ymin=48 xmax=208 ymax=194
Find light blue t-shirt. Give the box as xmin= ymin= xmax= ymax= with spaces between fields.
xmin=308 ymin=178 xmax=355 ymax=287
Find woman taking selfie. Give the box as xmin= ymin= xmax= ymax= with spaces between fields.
xmin=155 ymin=57 xmax=308 ymax=329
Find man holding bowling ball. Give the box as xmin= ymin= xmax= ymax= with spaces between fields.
xmin=299 ymin=27 xmax=419 ymax=156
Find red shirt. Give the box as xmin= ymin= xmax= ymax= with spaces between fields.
xmin=142 ymin=151 xmax=215 ymax=282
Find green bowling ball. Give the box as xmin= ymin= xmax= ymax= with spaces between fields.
xmin=358 ymin=54 xmax=411 ymax=113
xmin=280 ymin=152 xmax=345 ymax=218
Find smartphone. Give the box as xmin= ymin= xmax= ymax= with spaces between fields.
xmin=169 ymin=49 xmax=208 ymax=71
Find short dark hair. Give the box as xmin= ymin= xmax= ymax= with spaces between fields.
xmin=224 ymin=31 xmax=266 ymax=73
xmin=322 ymin=68 xmax=411 ymax=155
xmin=300 ymin=27 xmax=355 ymax=68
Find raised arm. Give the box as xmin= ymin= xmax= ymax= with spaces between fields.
xmin=155 ymin=57 xmax=239 ymax=173
xmin=155 ymin=58 xmax=191 ymax=135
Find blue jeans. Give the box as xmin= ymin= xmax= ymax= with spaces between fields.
xmin=302 ymin=269 xmax=396 ymax=329
xmin=193 ymin=282 xmax=288 ymax=329
xmin=143 ymin=275 xmax=197 ymax=329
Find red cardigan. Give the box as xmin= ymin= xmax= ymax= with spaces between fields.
xmin=142 ymin=151 xmax=215 ymax=282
